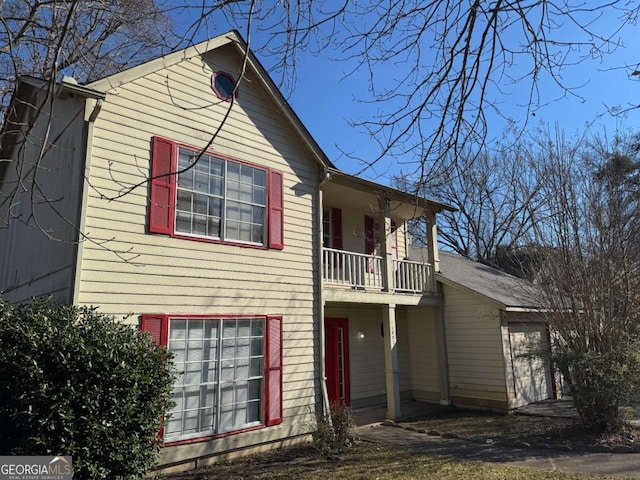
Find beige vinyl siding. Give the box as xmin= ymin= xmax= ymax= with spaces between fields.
xmin=0 ymin=92 xmax=86 ymax=303
xmin=443 ymin=284 xmax=509 ymax=408
xmin=338 ymin=207 xmax=367 ymax=254
xmin=406 ymin=307 xmax=441 ymax=401
xmin=79 ymin=44 xmax=319 ymax=463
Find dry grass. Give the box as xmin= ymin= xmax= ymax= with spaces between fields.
xmin=158 ymin=442 xmax=634 ymax=480
xmin=401 ymin=409 xmax=640 ymax=450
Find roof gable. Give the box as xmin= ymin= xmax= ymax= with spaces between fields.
xmin=87 ymin=30 xmax=333 ymax=171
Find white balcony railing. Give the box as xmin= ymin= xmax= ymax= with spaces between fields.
xmin=323 ymin=248 xmax=384 ymax=290
xmin=393 ymin=258 xmax=435 ymax=293
xmin=322 ymin=247 xmax=436 ymax=294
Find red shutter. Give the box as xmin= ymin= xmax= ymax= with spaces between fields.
xmin=149 ymin=137 xmax=175 ymax=235
xmin=268 ymin=170 xmax=284 ymax=250
xmin=364 ymin=215 xmax=375 ymax=254
xmin=266 ymin=315 xmax=283 ymax=426
xmin=331 ymin=208 xmax=342 ymax=250
xmin=141 ymin=314 xmax=168 ymax=346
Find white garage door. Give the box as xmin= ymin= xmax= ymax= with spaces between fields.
xmin=509 ymin=324 xmax=553 ymax=407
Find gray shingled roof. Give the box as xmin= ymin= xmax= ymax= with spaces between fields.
xmin=408 ymin=246 xmax=542 ymax=310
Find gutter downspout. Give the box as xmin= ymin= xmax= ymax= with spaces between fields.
xmin=71 ymin=98 xmax=103 ymax=304
xmin=318 ymin=170 xmax=332 ymax=424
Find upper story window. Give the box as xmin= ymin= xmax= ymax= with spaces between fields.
xmin=176 ymin=148 xmax=267 ymax=245
xmin=148 ymin=137 xmax=284 ymax=250
xmin=211 ymin=71 xmax=238 ymax=101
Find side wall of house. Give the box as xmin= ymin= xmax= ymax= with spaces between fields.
xmin=406 ymin=307 xmax=441 ymax=403
xmin=442 ymin=284 xmax=509 ymax=410
xmin=81 ymin=44 xmax=320 ymax=466
xmin=0 ymin=91 xmax=87 ymax=303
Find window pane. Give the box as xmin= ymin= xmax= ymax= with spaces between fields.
xmin=240 ymin=182 xmax=252 ymax=203
xmin=254 ymin=169 xmax=266 ymax=187
xmin=219 ymin=406 xmax=233 ymax=431
xmin=165 ymin=414 xmax=182 ymax=437
xmin=236 ymin=338 xmax=250 ymax=358
xmin=252 ymin=225 xmax=264 ymax=244
xmin=234 ymin=406 xmax=247 ymax=426
xmin=220 ymin=362 xmax=235 ymax=381
xmin=248 ymin=379 xmax=262 ymax=400
xmin=207 ymin=217 xmax=221 ymax=238
xmin=187 ymin=340 xmax=203 ymax=362
xmin=193 ymin=195 xmax=207 ymax=214
xmin=220 ymin=384 xmax=234 ymax=405
xmin=184 ymin=386 xmax=200 ymax=409
xmin=248 ymin=401 xmax=261 ymax=423
xmin=236 ymin=382 xmax=248 ymax=402
xmin=226 ymin=202 xmax=239 ymax=220
xmin=238 ymin=320 xmax=251 ymax=337
xmin=210 ymin=158 xmax=223 ymax=176
xmin=253 ymin=187 xmax=266 ymax=206
xmin=171 ymin=390 xmax=185 ymax=413
xmin=176 ymin=191 xmax=192 ymax=212
xmin=200 ymin=407 xmax=215 ymax=432
xmin=250 ymin=357 xmax=263 ymax=377
xmin=183 ymin=409 xmax=199 ymax=433
xmin=193 ymin=215 xmax=207 ymax=234
xmin=185 ymin=363 xmax=202 ymax=385
xmin=188 ymin=320 xmax=203 ymax=339
xmin=240 ymin=165 xmax=253 ymax=184
xmin=209 ymin=177 xmax=223 ymax=196
xmin=239 ymin=204 xmax=252 ymax=223
xmin=227 ymin=162 xmax=240 ymax=181
xmin=223 ymin=322 xmax=236 ymax=338
xmin=238 ymin=222 xmax=251 ymax=242
xmin=251 ymin=319 xmax=263 ymax=337
xmin=250 ymin=337 xmax=263 ymax=357
xmin=175 ymin=211 xmax=191 ymax=234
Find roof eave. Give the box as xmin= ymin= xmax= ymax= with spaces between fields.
xmin=327 ymin=168 xmax=456 ymax=213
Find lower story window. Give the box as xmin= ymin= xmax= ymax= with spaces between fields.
xmin=164 ymin=317 xmax=265 ymax=441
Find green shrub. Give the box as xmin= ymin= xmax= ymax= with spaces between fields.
xmin=312 ymin=402 xmax=355 ymax=457
xmin=0 ymin=298 xmax=175 ymax=479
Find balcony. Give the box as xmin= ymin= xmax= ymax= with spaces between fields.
xmin=322 ymin=248 xmax=436 ymax=294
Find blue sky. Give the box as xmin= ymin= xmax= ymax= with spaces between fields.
xmin=174 ymin=4 xmax=640 ymax=184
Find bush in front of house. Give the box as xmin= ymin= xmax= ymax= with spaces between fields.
xmin=313 ymin=401 xmax=355 ymax=457
xmin=0 ymin=298 xmax=175 ymax=479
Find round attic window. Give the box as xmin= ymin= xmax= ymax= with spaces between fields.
xmin=211 ymin=71 xmax=238 ymax=101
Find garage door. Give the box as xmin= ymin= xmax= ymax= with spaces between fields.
xmin=509 ymin=324 xmax=553 ymax=407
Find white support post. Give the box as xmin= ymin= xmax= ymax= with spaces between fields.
xmin=426 ymin=211 xmax=439 ymax=274
xmin=379 ymin=199 xmax=395 ymax=293
xmin=382 ymin=303 xmax=401 ymax=419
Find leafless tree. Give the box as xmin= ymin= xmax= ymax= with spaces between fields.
xmin=530 ymin=129 xmax=640 ymax=432
xmin=394 ymin=133 xmax=545 ymax=268
xmin=0 ymin=0 xmax=174 ymax=115
xmin=2 ymin=0 xmax=640 ymax=244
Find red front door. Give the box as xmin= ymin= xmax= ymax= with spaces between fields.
xmin=324 ymin=318 xmax=351 ymax=406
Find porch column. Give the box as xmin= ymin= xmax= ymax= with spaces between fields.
xmin=426 ymin=210 xmax=439 ymax=274
xmin=378 ymin=199 xmax=394 ymax=292
xmin=382 ymin=303 xmax=401 ymax=419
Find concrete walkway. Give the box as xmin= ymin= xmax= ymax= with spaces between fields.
xmin=356 ymin=423 xmax=640 ymax=477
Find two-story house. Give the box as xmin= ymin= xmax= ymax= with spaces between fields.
xmin=0 ymin=31 xmax=557 ymax=473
